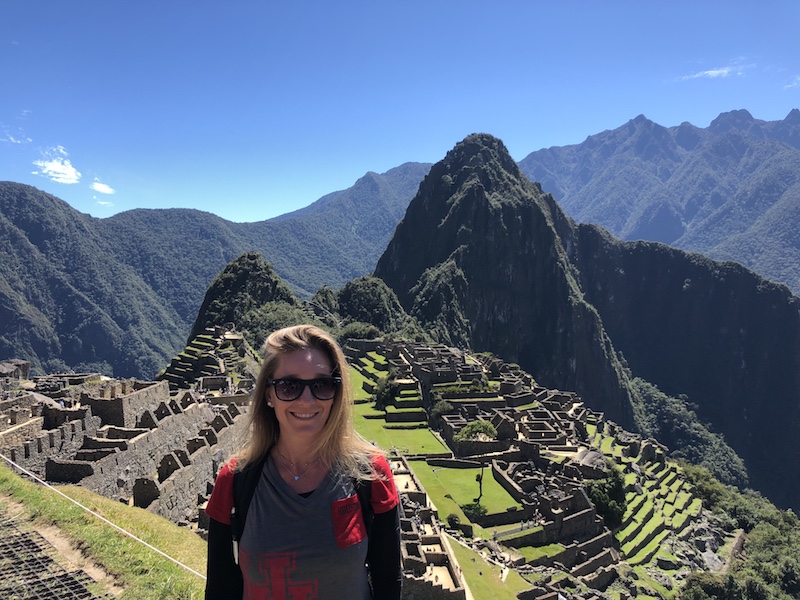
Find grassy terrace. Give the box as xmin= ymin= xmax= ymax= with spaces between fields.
xmin=357 ymin=355 xmax=388 ymax=378
xmin=353 ymin=410 xmax=446 ymax=455
xmin=350 ymin=365 xmax=446 ymax=454
xmin=589 ymin=428 xmax=706 ymax=579
xmin=407 ymin=459 xmax=528 ymax=546
xmin=448 ymin=536 xmax=533 ymax=599
xmin=350 ymin=367 xmax=374 ymax=401
xmin=366 ymin=351 xmax=387 ymax=365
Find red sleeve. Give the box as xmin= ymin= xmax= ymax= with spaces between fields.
xmin=370 ymin=455 xmax=399 ymax=514
xmin=205 ymin=458 xmax=238 ymax=525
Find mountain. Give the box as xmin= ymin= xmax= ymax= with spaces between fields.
xmin=518 ymin=109 xmax=800 ymax=296
xmin=237 ymin=161 xmax=431 ymax=298
xmin=0 ymin=163 xmax=429 ymax=377
xmin=375 ymin=134 xmax=636 ymax=427
xmin=0 ymin=184 xmax=185 ymax=378
xmin=375 ymin=133 xmax=800 ymax=510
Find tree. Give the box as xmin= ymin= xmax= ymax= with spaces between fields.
xmin=584 ymin=465 xmax=626 ymax=529
xmin=461 ymin=502 xmax=487 ymax=523
xmin=446 ymin=513 xmax=461 ymax=529
xmin=475 ymin=463 xmax=485 ymax=502
xmin=431 ymin=399 xmax=454 ymax=423
xmin=373 ymin=370 xmax=398 ymax=410
xmin=454 ymin=420 xmax=497 ymax=442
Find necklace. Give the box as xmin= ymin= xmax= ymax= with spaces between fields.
xmin=277 ymin=450 xmax=319 ymax=481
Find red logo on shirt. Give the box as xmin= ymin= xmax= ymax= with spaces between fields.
xmin=331 ymin=495 xmax=366 ymax=548
xmin=241 ymin=550 xmax=318 ymax=599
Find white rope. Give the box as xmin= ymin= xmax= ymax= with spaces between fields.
xmin=0 ymin=453 xmax=207 ymax=580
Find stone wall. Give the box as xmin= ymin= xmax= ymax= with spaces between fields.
xmin=76 ymin=402 xmax=214 ymax=495
xmin=6 ymin=415 xmax=99 ymax=475
xmin=0 ymin=418 xmax=44 ymax=449
xmin=453 ymin=439 xmax=511 ymax=457
xmin=150 ymin=404 xmax=247 ymax=523
xmin=0 ymin=392 xmax=47 ymax=414
xmin=81 ymin=380 xmax=170 ymax=428
xmin=402 ymin=574 xmax=466 ymax=600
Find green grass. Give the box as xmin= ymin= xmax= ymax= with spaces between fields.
xmin=515 ymin=542 xmax=565 ymax=562
xmin=349 ymin=367 xmax=375 ymax=401
xmin=409 ymin=461 xmax=521 ymax=518
xmin=357 ymin=356 xmax=383 ymax=377
xmin=352 ymin=402 xmax=447 ymax=454
xmin=447 ymin=536 xmax=532 ymax=599
xmin=366 ymin=351 xmax=387 ymax=365
xmin=0 ymin=463 xmax=206 ymax=599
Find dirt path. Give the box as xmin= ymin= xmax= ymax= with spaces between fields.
xmin=0 ymin=494 xmax=125 ymax=598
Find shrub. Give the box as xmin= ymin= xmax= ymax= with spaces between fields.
xmin=461 ymin=502 xmax=487 ymax=522
xmin=373 ymin=370 xmax=399 ymax=409
xmin=431 ymin=399 xmax=454 ymax=422
xmin=584 ymin=465 xmax=626 ymax=529
xmin=454 ymin=420 xmax=497 ymax=442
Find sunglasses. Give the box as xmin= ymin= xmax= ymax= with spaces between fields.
xmin=269 ymin=377 xmax=341 ymax=401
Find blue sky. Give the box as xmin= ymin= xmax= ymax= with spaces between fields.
xmin=2 ymin=1 xmax=798 ymax=223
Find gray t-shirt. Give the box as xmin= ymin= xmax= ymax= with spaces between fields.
xmin=239 ymin=456 xmax=372 ymax=599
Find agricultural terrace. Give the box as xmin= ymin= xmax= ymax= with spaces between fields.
xmin=346 ymin=342 xmax=719 ymax=599
xmin=350 ymin=365 xmax=447 ymax=455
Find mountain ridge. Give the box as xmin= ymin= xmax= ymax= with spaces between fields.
xmin=0 ymin=162 xmax=429 ymax=376
xmin=2 ymin=108 xmax=799 ymax=381
xmin=375 ymin=132 xmax=800 ymax=509
xmin=519 ymin=108 xmax=800 ymax=295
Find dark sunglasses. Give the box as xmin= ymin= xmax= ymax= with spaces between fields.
xmin=269 ymin=377 xmax=341 ymax=401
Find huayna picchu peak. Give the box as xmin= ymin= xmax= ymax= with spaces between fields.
xmin=376 ymin=132 xmax=800 ymax=510
xmin=376 ymin=133 xmax=636 ymax=430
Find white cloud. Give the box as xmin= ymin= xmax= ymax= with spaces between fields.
xmin=679 ymin=59 xmax=752 ymax=81
xmin=785 ymin=75 xmax=800 ymax=89
xmin=0 ymin=124 xmax=32 ymax=144
xmin=95 ymin=197 xmax=114 ymax=207
xmin=2 ymin=132 xmax=32 ymax=144
xmin=91 ymin=180 xmax=116 ymax=195
xmin=683 ymin=66 xmax=734 ymax=80
xmin=32 ymin=146 xmax=81 ymax=184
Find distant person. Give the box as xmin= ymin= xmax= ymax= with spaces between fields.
xmin=205 ymin=324 xmax=402 ymax=599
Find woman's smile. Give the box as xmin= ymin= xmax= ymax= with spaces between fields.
xmin=269 ymin=348 xmax=334 ymax=440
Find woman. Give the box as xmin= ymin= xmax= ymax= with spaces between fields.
xmin=205 ymin=325 xmax=402 ymax=599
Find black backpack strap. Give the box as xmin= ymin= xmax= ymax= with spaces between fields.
xmin=230 ymin=452 xmax=270 ymax=564
xmin=355 ymin=476 xmax=374 ymax=533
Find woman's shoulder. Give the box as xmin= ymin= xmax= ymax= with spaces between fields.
xmin=205 ymin=457 xmax=240 ymax=524
xmin=367 ymin=453 xmax=399 ymax=513
xmin=369 ymin=453 xmax=392 ymax=476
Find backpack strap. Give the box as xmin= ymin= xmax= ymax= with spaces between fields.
xmin=356 ymin=476 xmax=374 ymax=533
xmin=230 ymin=452 xmax=269 ymax=564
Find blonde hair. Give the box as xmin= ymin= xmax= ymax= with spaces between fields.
xmin=238 ymin=324 xmax=381 ymax=480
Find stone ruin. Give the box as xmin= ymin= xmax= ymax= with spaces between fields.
xmin=0 ymin=375 xmax=250 ymax=526
xmin=0 ymin=334 xmax=717 ymax=599
xmin=345 ymin=339 xmax=715 ymax=599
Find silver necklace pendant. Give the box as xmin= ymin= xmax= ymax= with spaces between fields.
xmin=277 ymin=449 xmax=319 ymax=481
